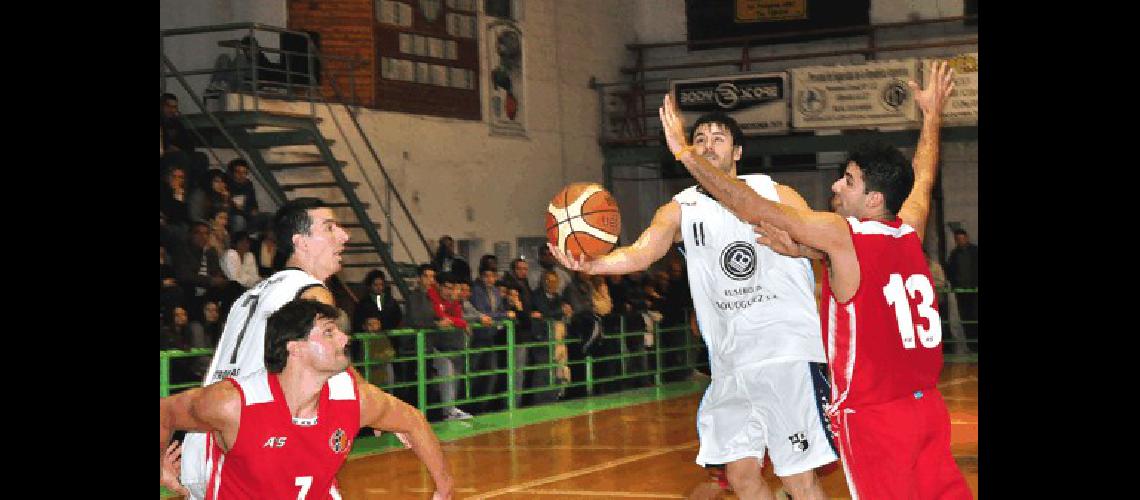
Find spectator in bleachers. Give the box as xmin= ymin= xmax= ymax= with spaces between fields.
xmin=160 ymin=164 xmax=192 ymax=247
xmin=352 ymin=270 xmax=403 ymax=335
xmin=361 ymin=317 xmax=397 ymax=387
xmin=170 ymin=222 xmax=232 ymax=322
xmin=160 ymin=93 xmax=209 ymax=189
xmin=160 ymin=245 xmax=186 ymax=315
xmin=529 ymin=269 xmax=570 ymax=403
xmin=478 ymin=254 xmax=498 ymax=273
xmin=223 ymin=231 xmax=261 ymax=289
xmin=470 ymin=266 xmax=512 ymax=412
xmin=187 ymin=300 xmax=222 ymax=376
xmin=205 ymin=208 xmax=231 ymax=257
xmin=563 ymin=271 xmax=611 ymax=398
xmin=226 ymin=158 xmax=267 ymax=235
xmin=616 ymin=272 xmax=652 ymax=388
xmin=431 ymin=235 xmax=471 ymax=284
xmin=528 ymin=244 xmax=571 ymax=295
xmin=160 ymin=305 xmax=199 ymax=383
xmin=404 ymin=265 xmax=472 ymax=420
xmin=499 ymin=257 xmax=551 ymax=406
xmin=189 ymin=170 xmax=233 ymax=225
xmin=189 ymin=300 xmax=223 ymax=348
xmin=255 ymin=227 xmax=281 ymax=276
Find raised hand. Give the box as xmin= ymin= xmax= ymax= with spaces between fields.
xmin=160 ymin=440 xmax=189 ymax=496
xmin=909 ymin=60 xmax=956 ymax=118
xmin=658 ymin=94 xmax=690 ymax=158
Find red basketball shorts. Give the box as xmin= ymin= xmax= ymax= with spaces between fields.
xmin=831 ymin=388 xmax=971 ymax=499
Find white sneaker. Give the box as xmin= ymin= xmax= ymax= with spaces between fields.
xmin=445 ymin=408 xmax=473 ymax=420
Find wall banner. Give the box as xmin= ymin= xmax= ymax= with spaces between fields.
xmin=670 ymin=72 xmax=790 ymax=136
xmin=790 ymin=59 xmax=920 ymax=129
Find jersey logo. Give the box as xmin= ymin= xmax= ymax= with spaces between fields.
xmin=788 ymin=431 xmax=809 ymax=452
xmin=263 ymin=436 xmax=287 ymax=448
xmin=329 ymin=428 xmax=350 ymax=454
xmin=720 ymin=241 xmax=756 ymax=280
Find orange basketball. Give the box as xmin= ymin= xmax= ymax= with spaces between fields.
xmin=545 ymin=182 xmax=621 ymax=260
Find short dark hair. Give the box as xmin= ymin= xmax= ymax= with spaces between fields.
xmin=273 ymin=197 xmax=327 ymax=261
xmin=437 ymin=272 xmax=459 ymax=285
xmin=161 ymin=92 xmax=177 ymax=103
xmin=226 ymin=158 xmax=250 ymax=175
xmin=479 ymin=265 xmax=497 ymax=276
xmin=416 ymin=263 xmax=434 ymax=277
xmin=264 ymin=299 xmax=340 ymax=373
xmin=207 ymin=169 xmax=229 ymax=186
xmin=953 ymin=228 xmax=968 ymax=236
xmin=690 ymin=111 xmax=745 ymax=152
xmin=510 ymin=257 xmax=527 ymax=272
xmin=363 ymin=269 xmax=387 ymax=288
xmin=847 ymin=141 xmax=913 ymax=217
xmin=208 ymin=207 xmax=228 ymax=222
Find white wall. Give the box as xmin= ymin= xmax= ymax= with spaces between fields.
xmin=162 ymin=0 xmax=977 ymax=273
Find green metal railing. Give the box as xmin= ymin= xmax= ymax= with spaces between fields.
xmin=160 ymin=291 xmax=980 ymax=400
xmin=159 ymin=318 xmax=709 ymax=403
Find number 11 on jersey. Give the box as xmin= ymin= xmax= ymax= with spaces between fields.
xmin=883 ymin=273 xmax=942 ymax=349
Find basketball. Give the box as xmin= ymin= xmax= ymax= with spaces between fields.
xmin=545 ymin=182 xmax=621 ymax=260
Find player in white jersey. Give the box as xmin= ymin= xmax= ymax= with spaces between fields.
xmin=550 ymin=113 xmax=835 ymax=499
xmin=172 ymin=197 xmax=353 ymax=499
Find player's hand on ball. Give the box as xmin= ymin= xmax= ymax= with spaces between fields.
xmin=753 ymin=222 xmax=801 ymax=257
xmin=160 ymin=440 xmax=189 ymax=495
xmin=547 ymin=243 xmax=592 ymax=273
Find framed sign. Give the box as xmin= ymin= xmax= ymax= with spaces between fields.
xmin=790 ymin=59 xmax=920 ymax=129
xmin=670 ymin=73 xmax=790 ymax=135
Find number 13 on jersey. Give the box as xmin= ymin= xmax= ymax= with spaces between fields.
xmin=883 ymin=273 xmax=942 ymax=349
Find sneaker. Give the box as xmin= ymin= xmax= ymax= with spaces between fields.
xmin=444 ymin=407 xmax=473 ymax=421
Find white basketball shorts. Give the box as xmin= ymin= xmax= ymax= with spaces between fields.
xmin=695 ymin=360 xmax=838 ymax=477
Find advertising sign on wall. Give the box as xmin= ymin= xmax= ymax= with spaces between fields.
xmin=670 ymin=73 xmax=790 ymax=135
xmin=790 ymin=59 xmax=920 ymax=129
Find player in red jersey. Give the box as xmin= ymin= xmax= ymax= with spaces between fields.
xmin=659 ymin=61 xmax=971 ymax=499
xmin=160 ymin=299 xmax=454 ymax=499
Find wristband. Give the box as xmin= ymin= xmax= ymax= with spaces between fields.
xmin=674 ymin=145 xmax=695 ymax=160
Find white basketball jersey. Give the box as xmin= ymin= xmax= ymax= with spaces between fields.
xmin=180 ymin=268 xmax=323 ymax=499
xmin=673 ymin=174 xmax=825 ymax=374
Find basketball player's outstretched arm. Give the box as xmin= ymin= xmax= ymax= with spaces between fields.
xmin=548 ymin=201 xmax=681 ymax=275
xmin=897 ymin=60 xmax=956 ymax=242
xmin=159 ymin=382 xmax=241 ymax=494
xmin=659 ymin=93 xmax=850 ymax=257
xmin=358 ymin=382 xmax=455 ymax=500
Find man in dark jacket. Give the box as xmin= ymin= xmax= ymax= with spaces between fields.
xmin=945 ymin=228 xmax=979 ymax=352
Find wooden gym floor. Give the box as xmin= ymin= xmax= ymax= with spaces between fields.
xmin=335 ymin=362 xmax=979 ymax=499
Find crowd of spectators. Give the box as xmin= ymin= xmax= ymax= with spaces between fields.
xmin=356 ymin=235 xmax=697 ymax=421
xmin=160 ymin=94 xmax=280 ymax=382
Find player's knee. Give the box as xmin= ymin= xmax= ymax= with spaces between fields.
xmin=779 ymin=470 xmax=820 ymax=496
xmin=725 ymin=465 xmax=766 ymax=491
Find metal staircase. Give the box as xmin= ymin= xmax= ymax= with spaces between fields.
xmin=161 ymin=24 xmax=432 ymax=303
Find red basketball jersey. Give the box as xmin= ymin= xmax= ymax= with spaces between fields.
xmin=821 ymin=217 xmax=943 ymax=415
xmin=206 ymin=370 xmax=360 ymax=499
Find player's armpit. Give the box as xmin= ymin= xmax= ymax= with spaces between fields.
xmin=161 ymin=382 xmax=240 ymax=451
